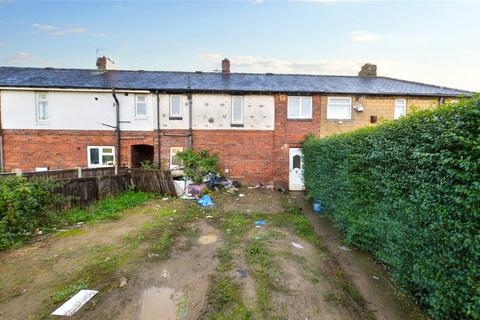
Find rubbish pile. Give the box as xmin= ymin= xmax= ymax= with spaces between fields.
xmin=172 ymin=169 xmax=243 ymax=201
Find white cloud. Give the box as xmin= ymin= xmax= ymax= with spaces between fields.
xmin=201 ymin=53 xmax=362 ymax=74
xmin=1 ymin=51 xmax=47 ymax=65
xmin=350 ymin=30 xmax=428 ymax=43
xmin=200 ymin=53 xmax=478 ymax=91
xmin=32 ymin=23 xmax=88 ymax=36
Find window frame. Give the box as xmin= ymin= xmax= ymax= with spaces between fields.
xmin=170 ymin=147 xmax=183 ymax=169
xmin=87 ymin=146 xmax=115 ymax=168
xmin=231 ymin=95 xmax=244 ymax=126
xmin=327 ymin=97 xmax=352 ymax=120
xmin=35 ymin=92 xmax=49 ymax=123
xmin=394 ymin=98 xmax=407 ymax=120
xmin=170 ymin=95 xmax=182 ymax=119
xmin=287 ymin=96 xmax=313 ymax=119
xmin=135 ymin=94 xmax=148 ymax=119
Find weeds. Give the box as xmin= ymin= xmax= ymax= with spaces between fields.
xmin=51 ymin=281 xmax=88 ymax=304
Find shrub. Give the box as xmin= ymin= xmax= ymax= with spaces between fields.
xmin=176 ymin=149 xmax=219 ymax=183
xmin=303 ymin=95 xmax=480 ymax=319
xmin=0 ymin=176 xmax=62 ymax=250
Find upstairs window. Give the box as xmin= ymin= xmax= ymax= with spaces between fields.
xmin=170 ymin=147 xmax=183 ymax=169
xmin=327 ymin=97 xmax=352 ymax=120
xmin=135 ymin=95 xmax=147 ymax=118
xmin=170 ymin=95 xmax=182 ymax=119
xmin=87 ymin=146 xmax=115 ymax=167
xmin=231 ymin=96 xmax=244 ymax=125
xmin=36 ymin=92 xmax=49 ymax=122
xmin=288 ymin=96 xmax=312 ymax=119
xmin=394 ymin=99 xmax=406 ymax=119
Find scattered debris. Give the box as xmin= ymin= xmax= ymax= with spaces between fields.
xmin=198 ymin=195 xmax=214 ymax=206
xmin=180 ymin=195 xmax=195 ymax=200
xmin=119 ymin=277 xmax=127 ymax=288
xmin=291 ymin=242 xmax=304 ymax=249
xmin=255 ymin=220 xmax=266 ymax=226
xmin=239 ymin=193 xmax=245 ymax=197
xmin=338 ymin=245 xmax=351 ymax=251
xmin=254 ymin=235 xmax=262 ymax=240
xmin=162 ymin=197 xmax=169 ymax=201
xmin=51 ymin=289 xmax=98 ymax=316
xmin=232 ymin=180 xmax=241 ymax=188
xmin=373 ymin=276 xmax=380 ymax=280
xmin=161 ymin=269 xmax=170 ymax=279
xmin=147 ymin=253 xmax=160 ymax=259
xmin=236 ymin=268 xmax=248 ymax=278
xmin=206 ymin=215 xmax=213 ymax=219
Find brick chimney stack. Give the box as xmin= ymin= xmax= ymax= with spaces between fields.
xmin=222 ymin=58 xmax=230 ymax=74
xmin=358 ymin=63 xmax=377 ymax=77
xmin=96 ymin=56 xmax=115 ymax=70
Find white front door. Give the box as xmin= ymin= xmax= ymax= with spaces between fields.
xmin=289 ymin=148 xmax=305 ymax=191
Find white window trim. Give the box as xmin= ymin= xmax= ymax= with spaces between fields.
xmin=327 ymin=97 xmax=352 ymax=120
xmin=287 ymin=96 xmax=313 ymax=119
xmin=87 ymin=146 xmax=115 ymax=168
xmin=170 ymin=147 xmax=183 ymax=169
xmin=35 ymin=92 xmax=49 ymax=123
xmin=394 ymin=99 xmax=407 ymax=120
xmin=231 ymin=96 xmax=244 ymax=125
xmin=135 ymin=94 xmax=148 ymax=119
xmin=170 ymin=95 xmax=182 ymax=118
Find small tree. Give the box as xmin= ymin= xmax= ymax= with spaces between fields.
xmin=176 ymin=149 xmax=219 ymax=184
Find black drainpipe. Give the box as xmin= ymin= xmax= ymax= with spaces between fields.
xmin=187 ymin=75 xmax=193 ymax=149
xmin=156 ymin=91 xmax=161 ymax=169
xmin=112 ymin=88 xmax=121 ymax=174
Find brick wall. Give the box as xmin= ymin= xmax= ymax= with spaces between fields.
xmin=2 ymin=129 xmax=156 ymax=172
xmin=319 ymin=96 xmax=439 ymax=137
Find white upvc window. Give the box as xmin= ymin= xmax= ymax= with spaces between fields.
xmin=231 ymin=96 xmax=244 ymax=125
xmin=36 ymin=92 xmax=49 ymax=122
xmin=288 ymin=96 xmax=312 ymax=119
xmin=170 ymin=95 xmax=182 ymax=118
xmin=394 ymin=99 xmax=406 ymax=119
xmin=327 ymin=97 xmax=352 ymax=120
xmin=135 ymin=95 xmax=148 ymax=118
xmin=170 ymin=147 xmax=183 ymax=169
xmin=87 ymin=146 xmax=115 ymax=168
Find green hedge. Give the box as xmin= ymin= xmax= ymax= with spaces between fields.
xmin=303 ymin=95 xmax=480 ymax=319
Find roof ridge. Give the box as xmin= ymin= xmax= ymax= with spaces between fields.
xmin=378 ymin=76 xmax=473 ymax=94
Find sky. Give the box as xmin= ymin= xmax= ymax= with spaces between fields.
xmin=0 ymin=0 xmax=479 ymax=91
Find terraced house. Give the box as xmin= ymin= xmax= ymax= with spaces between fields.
xmin=0 ymin=58 xmax=471 ymax=190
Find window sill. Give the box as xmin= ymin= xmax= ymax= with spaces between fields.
xmin=135 ymin=116 xmax=149 ymax=120
xmin=169 ymin=117 xmax=183 ymax=120
xmin=326 ymin=118 xmax=352 ymax=122
xmin=35 ymin=121 xmax=50 ymax=125
xmin=287 ymin=118 xmax=313 ymax=122
xmin=230 ymin=123 xmax=244 ymax=127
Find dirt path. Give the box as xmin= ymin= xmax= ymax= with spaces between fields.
xmin=0 ymin=189 xmax=427 ymax=320
xmin=290 ymin=192 xmax=428 ymax=320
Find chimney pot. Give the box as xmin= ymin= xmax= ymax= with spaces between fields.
xmin=222 ymin=58 xmax=230 ymax=74
xmin=96 ymin=56 xmax=115 ymax=70
xmin=358 ymin=63 xmax=377 ymax=77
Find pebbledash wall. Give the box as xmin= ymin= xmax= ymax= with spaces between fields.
xmin=0 ymin=89 xmax=439 ymax=188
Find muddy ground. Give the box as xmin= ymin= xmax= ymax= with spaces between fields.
xmin=0 ymin=189 xmax=427 ymax=320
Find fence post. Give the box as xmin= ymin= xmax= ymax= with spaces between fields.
xmin=77 ymin=167 xmax=82 ymax=178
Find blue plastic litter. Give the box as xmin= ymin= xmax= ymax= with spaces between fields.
xmin=255 ymin=220 xmax=266 ymax=225
xmin=313 ymin=200 xmax=322 ymax=214
xmin=198 ymin=195 xmax=214 ymax=206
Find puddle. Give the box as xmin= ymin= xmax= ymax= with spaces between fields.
xmin=137 ymin=286 xmax=182 ymax=320
xmin=198 ymin=233 xmax=217 ymax=245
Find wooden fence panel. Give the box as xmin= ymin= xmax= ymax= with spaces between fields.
xmin=23 ymin=169 xmax=78 ymax=181
xmin=130 ymin=169 xmax=176 ymax=196
xmin=98 ymin=175 xmax=131 ymax=198
xmin=56 ymin=177 xmax=99 ymax=209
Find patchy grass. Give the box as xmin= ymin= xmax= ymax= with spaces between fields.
xmin=202 ymin=276 xmax=253 ymax=320
xmin=51 ymin=281 xmax=89 ymax=304
xmin=245 ymin=239 xmax=285 ymax=317
xmin=60 ymin=191 xmax=158 ymax=225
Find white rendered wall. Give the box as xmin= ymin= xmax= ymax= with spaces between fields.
xmin=1 ymin=90 xmax=275 ymax=131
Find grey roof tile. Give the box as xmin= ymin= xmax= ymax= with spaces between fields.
xmin=0 ymin=67 xmax=472 ymax=97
